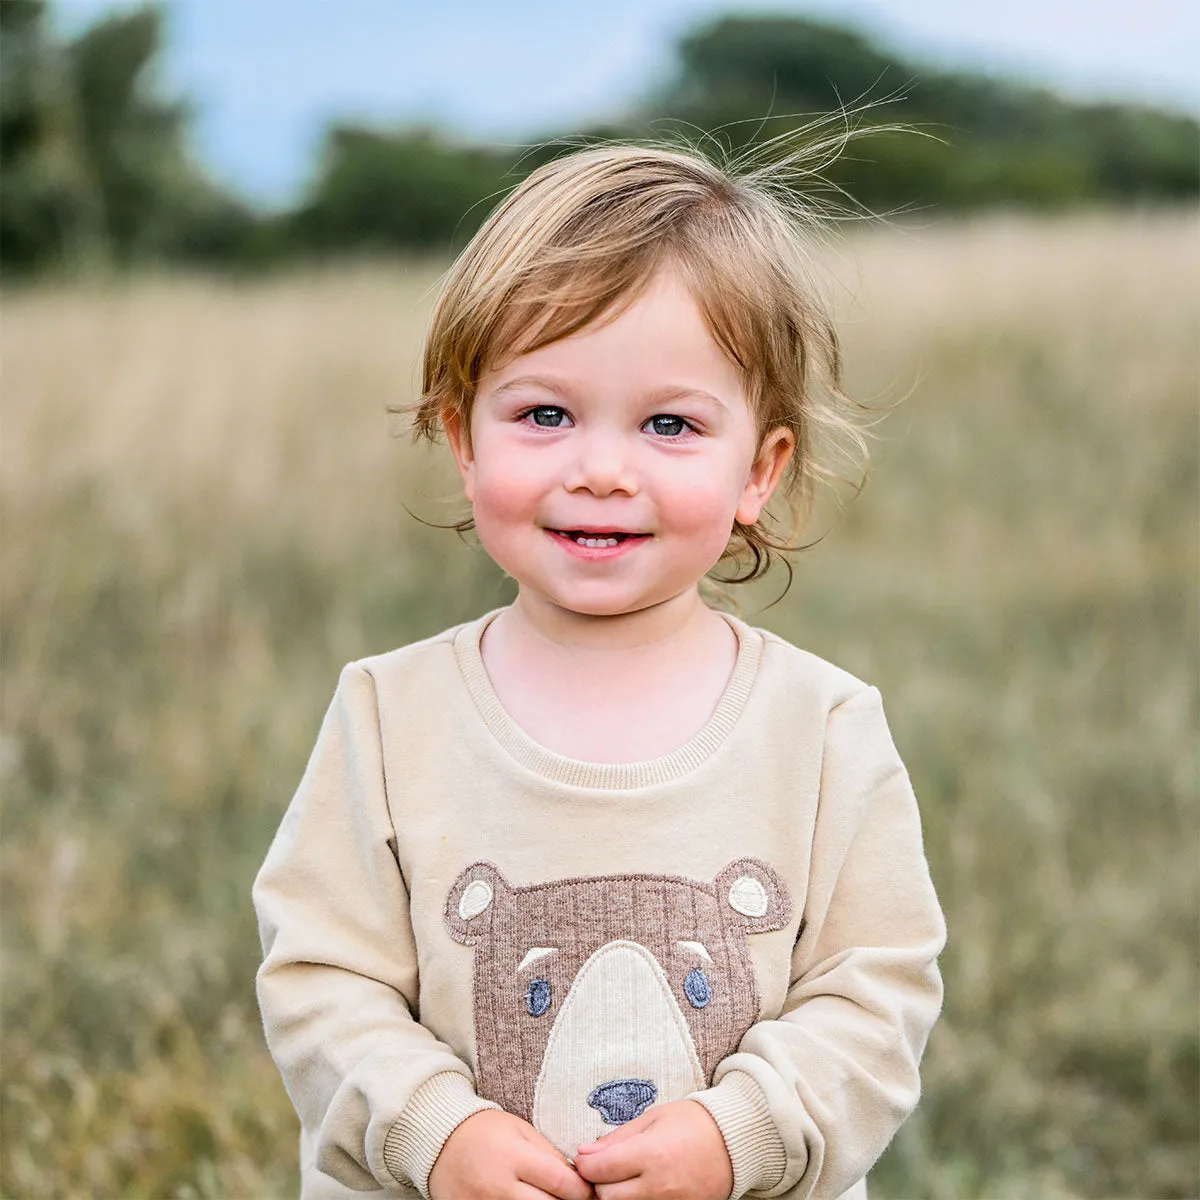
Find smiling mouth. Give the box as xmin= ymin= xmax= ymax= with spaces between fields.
xmin=550 ymin=529 xmax=649 ymax=548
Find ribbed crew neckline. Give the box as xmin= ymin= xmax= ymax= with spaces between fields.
xmin=452 ymin=606 xmax=763 ymax=790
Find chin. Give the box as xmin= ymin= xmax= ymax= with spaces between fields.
xmin=546 ymin=588 xmax=681 ymax=619
xmin=554 ymin=597 xmax=644 ymax=618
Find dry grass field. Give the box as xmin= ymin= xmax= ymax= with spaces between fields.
xmin=2 ymin=212 xmax=1197 ymax=1198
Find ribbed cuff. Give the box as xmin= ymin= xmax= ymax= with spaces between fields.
xmin=382 ymin=1071 xmax=502 ymax=1198
xmin=689 ymin=1070 xmax=789 ymax=1199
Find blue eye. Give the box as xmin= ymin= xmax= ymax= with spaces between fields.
xmin=684 ymin=968 xmax=711 ymax=1009
xmin=529 ymin=406 xmax=569 ymax=428
xmin=647 ymin=414 xmax=688 ymax=437
xmin=526 ymin=978 xmax=551 ymax=1016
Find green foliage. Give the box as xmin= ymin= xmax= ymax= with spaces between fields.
xmin=0 ymin=0 xmax=261 ymax=276
xmin=637 ymin=15 xmax=1199 ymax=213
xmin=655 ymin=15 xmax=897 ymax=128
xmin=0 ymin=0 xmax=84 ymax=272
xmin=290 ymin=126 xmax=521 ymax=255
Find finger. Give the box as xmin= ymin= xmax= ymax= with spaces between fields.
xmin=514 ymin=1185 xmax=580 ymax=1200
xmin=518 ymin=1152 xmax=595 ymax=1200
xmin=521 ymin=1119 xmax=594 ymax=1171
xmin=572 ymin=1134 xmax=646 ymax=1184
xmin=575 ymin=1112 xmax=652 ymax=1156
xmin=543 ymin=1142 xmax=577 ymax=1170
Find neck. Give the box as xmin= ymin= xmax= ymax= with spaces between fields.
xmin=503 ymin=586 xmax=716 ymax=656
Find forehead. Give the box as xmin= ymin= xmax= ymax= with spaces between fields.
xmin=494 ymin=874 xmax=728 ymax=948
xmin=480 ymin=267 xmax=746 ymax=403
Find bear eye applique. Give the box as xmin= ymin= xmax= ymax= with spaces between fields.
xmin=684 ymin=967 xmax=711 ymax=1009
xmin=526 ymin=978 xmax=552 ymax=1017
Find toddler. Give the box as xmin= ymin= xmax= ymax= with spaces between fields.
xmin=253 ymin=141 xmax=946 ymax=1200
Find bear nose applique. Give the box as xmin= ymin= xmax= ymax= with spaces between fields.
xmin=587 ymin=1078 xmax=657 ymax=1125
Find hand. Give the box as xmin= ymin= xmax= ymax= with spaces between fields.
xmin=428 ymin=1108 xmax=596 ymax=1200
xmin=573 ymin=1100 xmax=733 ymax=1200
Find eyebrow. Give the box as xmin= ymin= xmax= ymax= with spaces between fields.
xmin=489 ymin=374 xmax=728 ymax=411
xmin=517 ymin=946 xmax=557 ymax=971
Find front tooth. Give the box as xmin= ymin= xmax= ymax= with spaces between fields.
xmin=576 ymin=536 xmax=618 ymax=547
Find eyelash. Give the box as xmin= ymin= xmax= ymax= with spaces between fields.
xmin=517 ymin=406 xmax=699 ymax=438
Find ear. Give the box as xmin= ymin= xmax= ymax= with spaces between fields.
xmin=444 ymin=861 xmax=509 ymax=945
xmin=441 ymin=404 xmax=476 ymax=504
xmin=714 ymin=857 xmax=792 ymax=934
xmin=736 ymin=427 xmax=794 ymax=526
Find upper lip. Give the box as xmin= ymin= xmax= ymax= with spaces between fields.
xmin=548 ymin=525 xmax=649 ymax=536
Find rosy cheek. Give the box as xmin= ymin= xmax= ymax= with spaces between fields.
xmin=468 ymin=459 xmax=545 ymax=567
xmin=669 ymin=472 xmax=745 ymax=533
xmin=476 ymin=448 xmax=541 ymax=500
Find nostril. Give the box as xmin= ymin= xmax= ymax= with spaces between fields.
xmin=587 ymin=1078 xmax=657 ymax=1125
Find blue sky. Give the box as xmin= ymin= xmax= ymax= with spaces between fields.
xmin=55 ymin=0 xmax=1200 ymax=209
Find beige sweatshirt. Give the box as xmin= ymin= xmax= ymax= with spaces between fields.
xmin=253 ymin=608 xmax=946 ymax=1200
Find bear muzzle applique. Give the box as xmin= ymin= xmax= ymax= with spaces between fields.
xmin=444 ymin=859 xmax=793 ymax=1159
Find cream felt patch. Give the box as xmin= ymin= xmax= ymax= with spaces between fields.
xmin=533 ymin=939 xmax=706 ymax=1154
xmin=517 ymin=946 xmax=557 ymax=972
xmin=457 ymin=879 xmax=493 ymax=921
xmin=728 ymin=875 xmax=769 ymax=917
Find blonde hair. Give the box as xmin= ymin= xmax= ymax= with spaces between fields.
xmin=406 ymin=130 xmax=877 ymax=585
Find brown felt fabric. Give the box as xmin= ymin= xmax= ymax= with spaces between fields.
xmin=444 ymin=860 xmax=792 ymax=1118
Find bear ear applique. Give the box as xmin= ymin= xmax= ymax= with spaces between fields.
xmin=714 ymin=857 xmax=792 ymax=933
xmin=445 ymin=861 xmax=509 ymax=945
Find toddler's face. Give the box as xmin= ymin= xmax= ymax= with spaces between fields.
xmin=445 ymin=266 xmax=792 ymax=620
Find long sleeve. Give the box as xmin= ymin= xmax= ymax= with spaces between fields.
xmin=690 ymin=685 xmax=947 ymax=1199
xmin=252 ymin=663 xmax=500 ymax=1196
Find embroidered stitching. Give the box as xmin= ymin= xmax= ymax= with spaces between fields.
xmin=685 ymin=967 xmax=712 ymax=1008
xmin=526 ymin=978 xmax=552 ymax=1017
xmin=588 ymin=1078 xmax=657 ymax=1125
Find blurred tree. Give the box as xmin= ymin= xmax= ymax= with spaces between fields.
xmin=648 ymin=16 xmax=897 ymax=132
xmin=68 ymin=1 xmax=198 ymax=261
xmin=0 ymin=0 xmax=260 ymax=276
xmin=290 ymin=126 xmax=520 ymax=255
xmin=633 ymin=15 xmax=1199 ymax=212
xmin=0 ymin=0 xmax=100 ymax=272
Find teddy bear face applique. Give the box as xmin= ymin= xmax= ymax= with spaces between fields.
xmin=444 ymin=858 xmax=793 ymax=1159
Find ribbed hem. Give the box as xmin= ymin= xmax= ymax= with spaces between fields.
xmin=454 ymin=607 xmax=763 ymax=789
xmin=689 ymin=1070 xmax=789 ymax=1199
xmin=382 ymin=1071 xmax=502 ymax=1198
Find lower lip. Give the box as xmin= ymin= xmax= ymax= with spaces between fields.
xmin=547 ymin=530 xmax=650 ymax=561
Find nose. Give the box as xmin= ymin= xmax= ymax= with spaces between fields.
xmin=587 ymin=1078 xmax=657 ymax=1125
xmin=565 ymin=429 xmax=637 ymax=498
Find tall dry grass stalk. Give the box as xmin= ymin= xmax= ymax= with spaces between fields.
xmin=2 ymin=214 xmax=1196 ymax=1198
